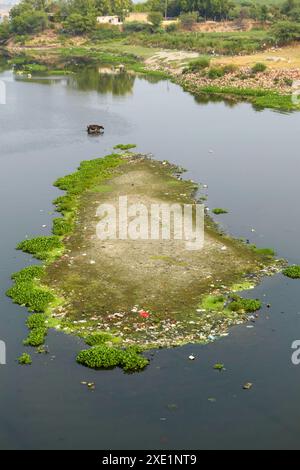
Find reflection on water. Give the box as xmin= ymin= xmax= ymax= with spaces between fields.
xmin=69 ymin=67 xmax=136 ymax=95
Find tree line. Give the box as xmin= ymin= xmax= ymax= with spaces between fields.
xmin=0 ymin=0 xmax=300 ymax=44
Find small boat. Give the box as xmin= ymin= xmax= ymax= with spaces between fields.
xmin=87 ymin=124 xmax=104 ymax=135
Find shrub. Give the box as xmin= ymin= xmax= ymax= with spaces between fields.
xmin=283 ymin=265 xmax=300 ymax=279
xmin=23 ymin=327 xmax=47 ymax=346
xmin=26 ymin=313 xmax=46 ymax=329
xmin=207 ymin=67 xmax=226 ymax=79
xmin=251 ymin=62 xmax=267 ymax=74
xmin=222 ymin=63 xmax=238 ymax=74
xmin=18 ymin=353 xmax=32 ymax=365
xmin=180 ymin=12 xmax=198 ymax=31
xmin=187 ymin=56 xmax=210 ymax=72
xmin=271 ymin=21 xmax=300 ymax=46
xmin=123 ymin=22 xmax=149 ymax=33
xmin=148 ymin=12 xmax=163 ymax=30
xmin=166 ymin=23 xmax=178 ymax=33
xmin=229 ymin=297 xmax=262 ymax=313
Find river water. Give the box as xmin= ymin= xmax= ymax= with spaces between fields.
xmin=0 ymin=67 xmax=300 ymax=449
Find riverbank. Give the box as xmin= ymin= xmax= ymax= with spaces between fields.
xmin=3 ymin=35 xmax=300 ymax=111
xmin=7 ymin=148 xmax=283 ymax=370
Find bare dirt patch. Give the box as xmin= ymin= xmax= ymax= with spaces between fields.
xmin=44 ymin=155 xmax=278 ymax=348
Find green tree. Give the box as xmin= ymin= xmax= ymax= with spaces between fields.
xmin=271 ymin=20 xmax=300 ymax=45
xmin=148 ymin=11 xmax=163 ymax=28
xmin=63 ymin=12 xmax=96 ymax=35
xmin=180 ymin=11 xmax=198 ymax=30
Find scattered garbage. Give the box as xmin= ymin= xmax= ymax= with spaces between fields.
xmin=139 ymin=310 xmax=150 ymax=319
xmin=243 ymin=382 xmax=253 ymax=390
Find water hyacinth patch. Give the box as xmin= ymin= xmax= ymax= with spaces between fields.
xmin=76 ymin=345 xmax=149 ymax=372
xmin=113 ymin=144 xmax=137 ymax=151
xmin=6 ymin=283 xmax=55 ymax=313
xmin=229 ymin=296 xmax=262 ymax=313
xmin=283 ymin=266 xmax=300 ymax=279
xmin=23 ymin=327 xmax=47 ymax=347
xmin=17 ymin=236 xmax=64 ymax=261
xmin=18 ymin=353 xmax=32 ymax=365
xmin=26 ymin=313 xmax=46 ymax=329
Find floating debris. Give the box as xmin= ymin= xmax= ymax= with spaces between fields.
xmin=243 ymin=382 xmax=253 ymax=390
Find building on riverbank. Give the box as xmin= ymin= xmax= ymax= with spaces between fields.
xmin=97 ymin=15 xmax=122 ymax=26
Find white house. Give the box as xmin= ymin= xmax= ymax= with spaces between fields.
xmin=97 ymin=16 xmax=122 ymax=26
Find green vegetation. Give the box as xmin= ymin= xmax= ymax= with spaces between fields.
xmin=6 ymin=282 xmax=55 ymax=313
xmin=253 ymin=247 xmax=276 ymax=257
xmin=201 ymin=295 xmax=226 ymax=312
xmin=186 ymin=83 xmax=300 ymax=111
xmin=229 ymin=296 xmax=262 ymax=313
xmin=127 ymin=30 xmax=271 ymax=55
xmin=17 ymin=236 xmax=64 ymax=261
xmin=251 ymin=62 xmax=267 ymax=74
xmin=283 ymin=265 xmax=300 ymax=279
xmin=213 ymin=363 xmax=225 ymax=371
xmin=23 ymin=327 xmax=47 ymax=346
xmin=186 ymin=56 xmax=210 ymax=73
xmin=18 ymin=353 xmax=32 ymax=365
xmin=26 ymin=313 xmax=47 ymax=329
xmin=11 ymin=265 xmax=45 ymax=283
xmin=200 ymin=292 xmax=262 ymax=315
xmin=212 ymin=208 xmax=228 ymax=215
xmin=147 ymin=11 xmax=163 ymax=30
xmin=113 ymin=144 xmax=137 ymax=150
xmin=85 ymin=332 xmax=116 ymax=345
xmin=76 ymin=345 xmax=149 ymax=372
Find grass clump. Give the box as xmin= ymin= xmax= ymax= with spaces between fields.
xmin=207 ymin=67 xmax=226 ymax=79
xmin=17 ymin=236 xmax=64 ymax=260
xmin=201 ymin=295 xmax=225 ymax=312
xmin=251 ymin=62 xmax=267 ymax=74
xmin=26 ymin=313 xmax=46 ymax=329
xmin=283 ymin=265 xmax=300 ymax=279
xmin=76 ymin=345 xmax=149 ymax=372
xmin=85 ymin=332 xmax=114 ymax=346
xmin=253 ymin=247 xmax=275 ymax=258
xmin=187 ymin=56 xmax=210 ymax=72
xmin=52 ymin=217 xmax=74 ymax=236
xmin=23 ymin=327 xmax=47 ymax=347
xmin=229 ymin=296 xmax=261 ymax=313
xmin=18 ymin=353 xmax=32 ymax=365
xmin=113 ymin=144 xmax=137 ymax=151
xmin=212 ymin=208 xmax=228 ymax=215
xmin=54 ymin=154 xmax=122 ymax=196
